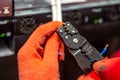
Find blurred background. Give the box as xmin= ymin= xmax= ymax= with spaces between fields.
xmin=0 ymin=0 xmax=120 ymax=80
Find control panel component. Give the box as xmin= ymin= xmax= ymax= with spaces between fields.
xmin=63 ymin=5 xmax=120 ymax=27
xmin=0 ymin=0 xmax=13 ymax=17
xmin=0 ymin=19 xmax=13 ymax=38
xmin=14 ymin=13 xmax=52 ymax=35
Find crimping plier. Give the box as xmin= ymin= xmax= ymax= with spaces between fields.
xmin=57 ymin=22 xmax=104 ymax=74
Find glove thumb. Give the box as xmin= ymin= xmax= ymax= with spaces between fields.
xmin=93 ymin=57 xmax=120 ymax=80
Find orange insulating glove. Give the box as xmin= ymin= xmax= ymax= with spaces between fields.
xmin=78 ymin=50 xmax=120 ymax=80
xmin=18 ymin=21 xmax=64 ymax=80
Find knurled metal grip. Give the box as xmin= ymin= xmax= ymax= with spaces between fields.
xmin=57 ymin=22 xmax=104 ymax=74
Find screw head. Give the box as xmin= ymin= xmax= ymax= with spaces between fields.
xmin=59 ymin=29 xmax=63 ymax=32
xmin=73 ymin=38 xmax=78 ymax=43
xmin=66 ymin=23 xmax=70 ymax=26
xmin=65 ymin=36 xmax=68 ymax=39
xmin=72 ymin=30 xmax=75 ymax=33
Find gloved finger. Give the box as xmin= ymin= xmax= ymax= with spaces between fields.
xmin=77 ymin=71 xmax=101 ymax=80
xmin=93 ymin=57 xmax=120 ymax=71
xmin=58 ymin=41 xmax=64 ymax=61
xmin=43 ymin=32 xmax=62 ymax=66
xmin=23 ymin=21 xmax=63 ymax=56
xmin=93 ymin=57 xmax=120 ymax=80
xmin=25 ymin=21 xmax=63 ymax=47
xmin=77 ymin=75 xmax=94 ymax=80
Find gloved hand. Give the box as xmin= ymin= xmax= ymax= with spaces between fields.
xmin=78 ymin=57 xmax=120 ymax=80
xmin=18 ymin=21 xmax=64 ymax=80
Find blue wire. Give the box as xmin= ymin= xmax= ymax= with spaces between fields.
xmin=100 ymin=48 xmax=107 ymax=55
xmin=100 ymin=44 xmax=109 ymax=55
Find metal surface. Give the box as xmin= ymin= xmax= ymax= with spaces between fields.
xmin=0 ymin=39 xmax=14 ymax=57
xmin=14 ymin=0 xmax=120 ymax=16
xmin=14 ymin=0 xmax=51 ymax=16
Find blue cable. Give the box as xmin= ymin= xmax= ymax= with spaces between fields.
xmin=100 ymin=48 xmax=107 ymax=55
xmin=100 ymin=44 xmax=109 ymax=55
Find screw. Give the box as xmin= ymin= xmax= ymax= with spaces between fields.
xmin=59 ymin=29 xmax=63 ymax=32
xmin=66 ymin=23 xmax=70 ymax=26
xmin=72 ymin=30 xmax=75 ymax=33
xmin=65 ymin=36 xmax=68 ymax=39
xmin=73 ymin=38 xmax=78 ymax=43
